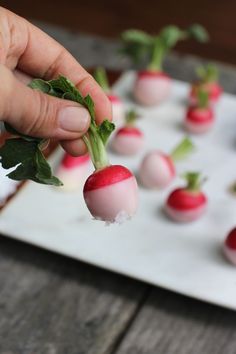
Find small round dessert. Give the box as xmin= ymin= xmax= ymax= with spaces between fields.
xmin=133 ymin=70 xmax=171 ymax=106
xmin=223 ymin=227 xmax=236 ymax=265
xmin=138 ymin=137 xmax=194 ymax=189
xmin=165 ymin=172 xmax=207 ymax=222
xmin=139 ymin=151 xmax=175 ymax=189
xmin=56 ymin=153 xmax=90 ymax=191
xmin=111 ymin=126 xmax=144 ymax=155
xmin=83 ymin=165 xmax=138 ymax=223
xmin=185 ymin=106 xmax=215 ymax=134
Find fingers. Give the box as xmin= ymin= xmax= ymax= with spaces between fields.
xmin=0 ymin=64 xmax=90 ymax=140
xmin=2 ymin=7 xmax=112 ymax=124
xmin=60 ymin=138 xmax=88 ymax=156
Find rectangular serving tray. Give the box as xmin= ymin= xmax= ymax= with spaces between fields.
xmin=1 ymin=71 xmax=236 ymax=310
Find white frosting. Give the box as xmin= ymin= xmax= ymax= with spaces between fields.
xmin=165 ymin=204 xmax=207 ymax=223
xmin=134 ymin=76 xmax=171 ymax=106
xmin=56 ymin=164 xmax=89 ymax=192
xmin=185 ymin=120 xmax=213 ymax=134
xmin=84 ymin=176 xmax=138 ymax=222
xmin=111 ymin=134 xmax=144 ymax=155
xmin=0 ymin=166 xmax=19 ymax=205
xmin=111 ymin=101 xmax=125 ymax=127
xmin=139 ymin=152 xmax=174 ymax=189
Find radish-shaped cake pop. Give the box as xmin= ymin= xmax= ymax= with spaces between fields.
xmin=223 ymin=227 xmax=236 ymax=265
xmin=190 ymin=64 xmax=222 ymax=106
xmin=165 ymin=172 xmax=207 ymax=222
xmin=121 ymin=25 xmax=209 ymax=106
xmin=185 ymin=90 xmax=215 ymax=134
xmin=56 ymin=153 xmax=90 ymax=191
xmin=94 ymin=67 xmax=124 ymax=126
xmin=111 ymin=110 xmax=144 ymax=155
xmin=139 ymin=137 xmax=194 ymax=189
xmin=80 ymin=99 xmax=138 ymax=223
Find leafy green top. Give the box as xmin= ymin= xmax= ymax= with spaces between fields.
xmin=196 ymin=63 xmax=219 ymax=83
xmin=121 ymin=24 xmax=209 ymax=71
xmin=197 ymin=89 xmax=209 ymax=109
xmin=0 ymin=76 xmax=115 ymax=186
xmin=183 ymin=172 xmax=206 ymax=192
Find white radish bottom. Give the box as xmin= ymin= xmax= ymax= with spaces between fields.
xmin=139 ymin=153 xmax=174 ymax=189
xmin=112 ymin=135 xmax=143 ymax=155
xmin=84 ymin=176 xmax=138 ymax=222
xmin=185 ymin=120 xmax=214 ymax=134
xmin=134 ymin=77 xmax=171 ymax=106
xmin=111 ymin=102 xmax=125 ymax=127
xmin=57 ymin=165 xmax=89 ymax=192
xmin=165 ymin=204 xmax=207 ymax=222
xmin=223 ymin=245 xmax=236 ymax=266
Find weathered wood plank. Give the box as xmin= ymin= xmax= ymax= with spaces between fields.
xmin=0 ymin=235 xmax=148 ymax=354
xmin=115 ymin=288 xmax=236 ymax=354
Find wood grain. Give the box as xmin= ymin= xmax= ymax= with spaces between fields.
xmin=0 ymin=235 xmax=148 ymax=354
xmin=115 ymin=288 xmax=236 ymax=354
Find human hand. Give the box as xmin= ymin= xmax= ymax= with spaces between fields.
xmin=0 ymin=7 xmax=112 ymax=155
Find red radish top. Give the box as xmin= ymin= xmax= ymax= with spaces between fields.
xmin=167 ymin=188 xmax=207 ymax=210
xmin=191 ymin=82 xmax=222 ymax=102
xmin=61 ymin=153 xmax=90 ymax=168
xmin=186 ymin=107 xmax=214 ymax=124
xmin=116 ymin=126 xmax=143 ymax=137
xmin=107 ymin=94 xmax=122 ymax=103
xmin=225 ymin=228 xmax=236 ymax=250
xmin=84 ymin=165 xmax=133 ymax=192
xmin=137 ymin=70 xmax=170 ymax=80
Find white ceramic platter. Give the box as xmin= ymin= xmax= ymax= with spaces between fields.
xmin=1 ymin=71 xmax=236 ymax=309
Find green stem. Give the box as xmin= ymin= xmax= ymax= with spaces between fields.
xmin=184 ymin=172 xmax=202 ymax=192
xmin=125 ymin=110 xmax=137 ymax=125
xmin=94 ymin=67 xmax=110 ymax=93
xmin=147 ymin=40 xmax=163 ymax=71
xmin=83 ymin=125 xmax=110 ymax=170
xmin=170 ymin=137 xmax=195 ymax=162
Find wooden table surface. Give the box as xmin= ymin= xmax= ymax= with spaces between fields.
xmin=1 ymin=22 xmax=236 ymax=354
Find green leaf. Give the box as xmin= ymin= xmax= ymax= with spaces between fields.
xmin=121 ymin=29 xmax=153 ymax=44
xmin=35 ymin=149 xmax=62 ymax=186
xmin=187 ymin=24 xmax=209 ymax=43
xmin=196 ymin=64 xmax=218 ymax=82
xmin=120 ymin=29 xmax=153 ymax=64
xmin=50 ymin=76 xmax=84 ymax=105
xmin=159 ymin=26 xmax=186 ymax=49
xmin=171 ymin=137 xmax=195 ymax=161
xmin=28 ymin=79 xmax=52 ymax=93
xmin=84 ymin=94 xmax=95 ymax=120
xmin=98 ymin=120 xmax=115 ymax=145
xmin=0 ymin=138 xmax=63 ymax=186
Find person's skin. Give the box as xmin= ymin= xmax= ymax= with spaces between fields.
xmin=0 ymin=7 xmax=112 ymax=156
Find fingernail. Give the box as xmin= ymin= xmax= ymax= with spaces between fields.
xmin=58 ymin=106 xmax=90 ymax=132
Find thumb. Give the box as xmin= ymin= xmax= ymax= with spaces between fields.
xmin=0 ymin=65 xmax=90 ymax=139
